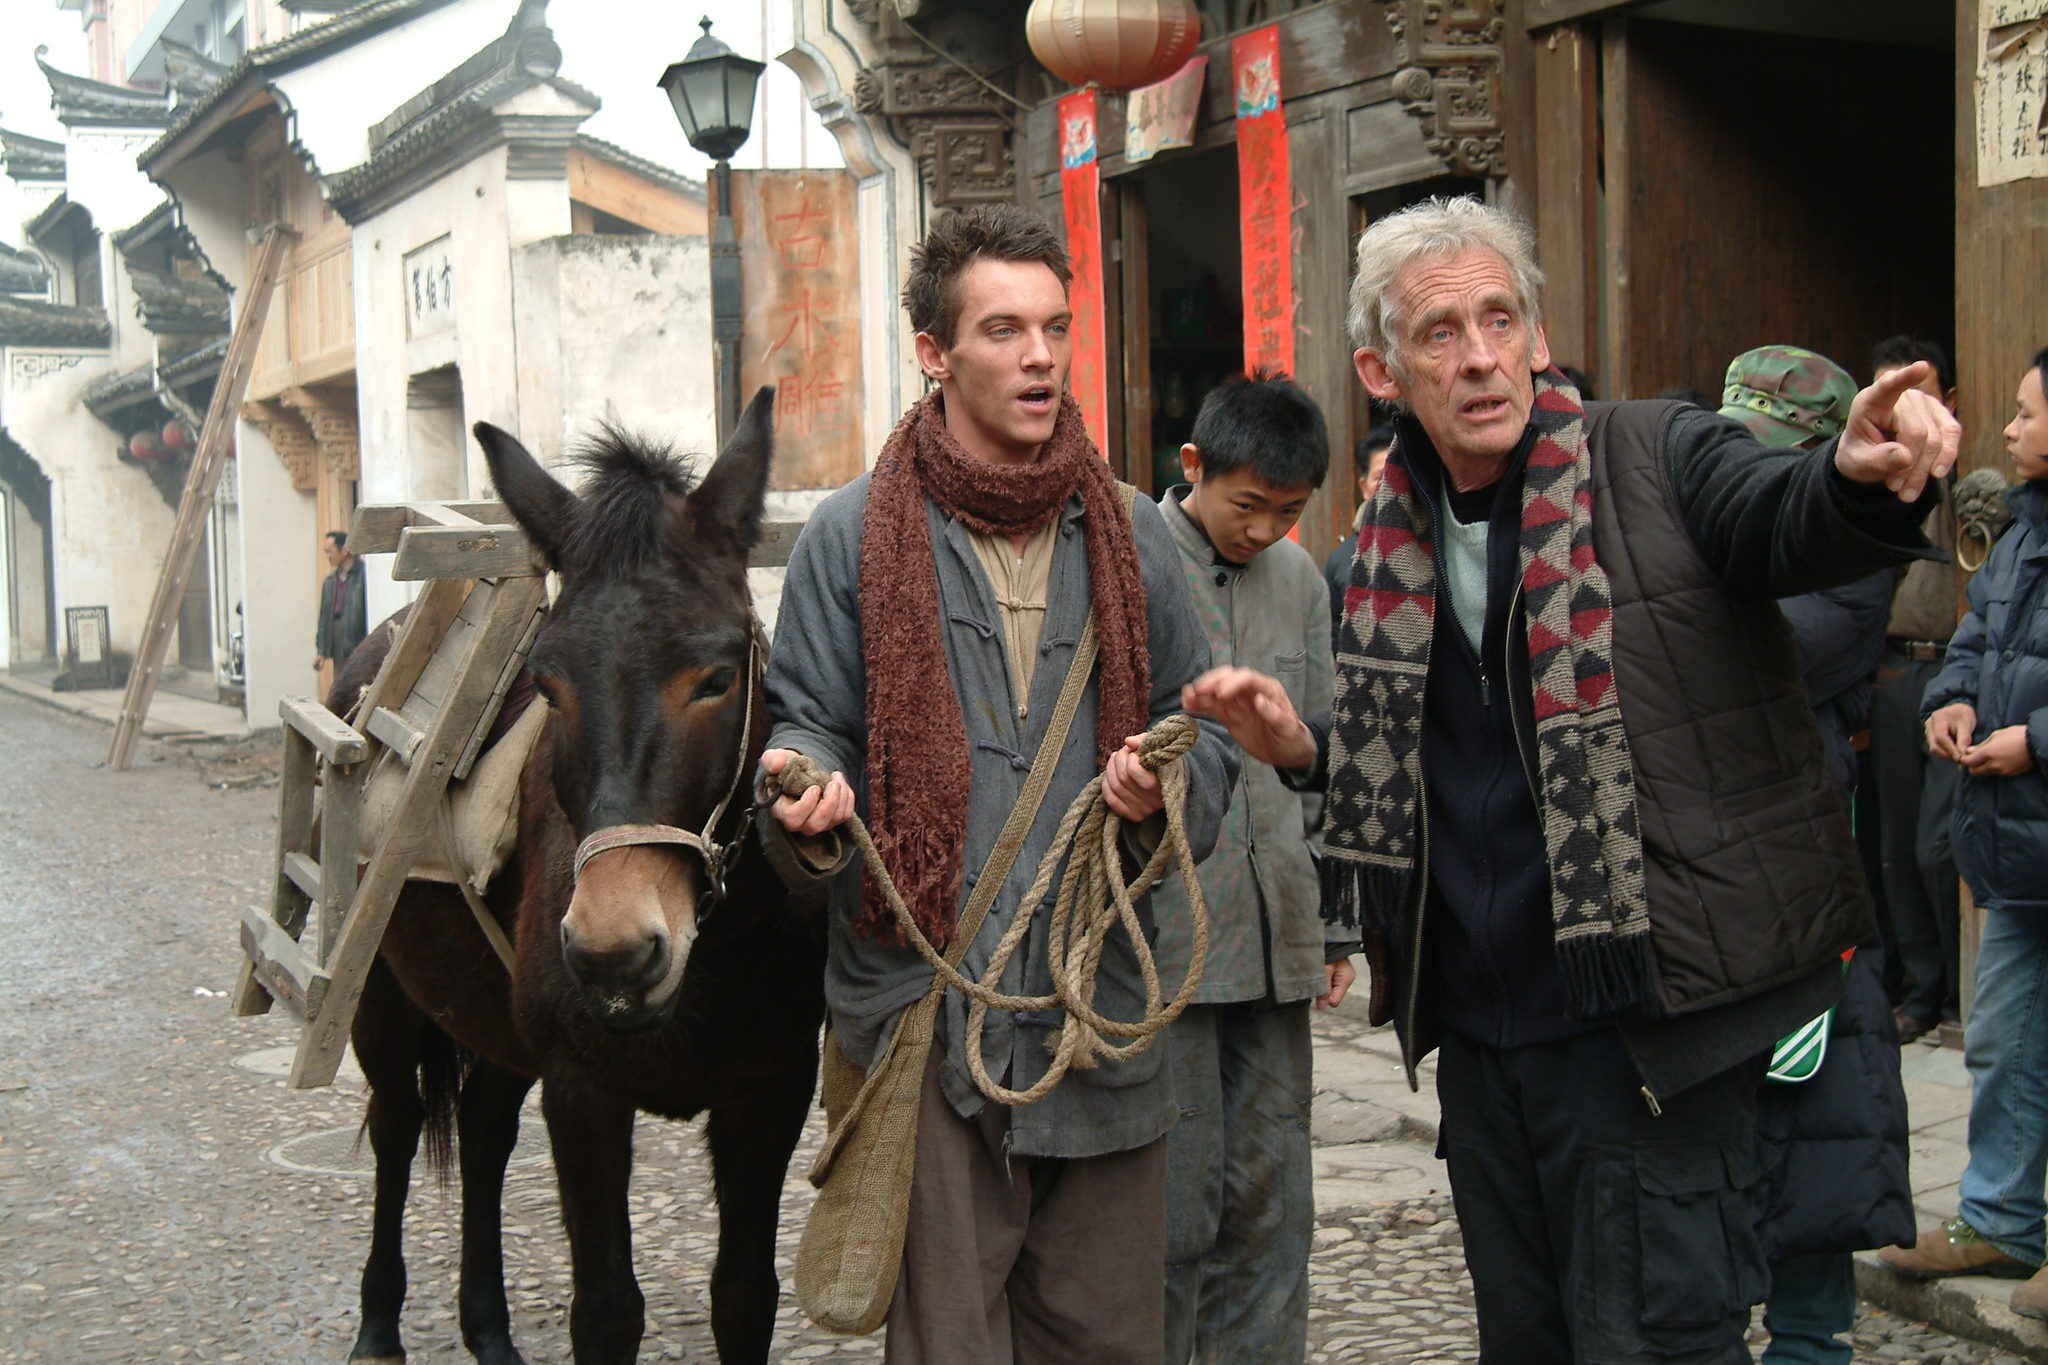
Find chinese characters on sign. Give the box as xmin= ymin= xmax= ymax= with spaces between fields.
xmin=1058 ymin=88 xmax=1110 ymax=457
xmin=402 ymin=236 xmax=455 ymax=337
xmin=730 ymin=170 xmax=866 ymax=488
xmin=1126 ymin=56 xmax=1208 ymax=164
xmin=1234 ymin=26 xmax=1295 ymax=378
xmin=1979 ymin=0 xmax=2048 ymax=185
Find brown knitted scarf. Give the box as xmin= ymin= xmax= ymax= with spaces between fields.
xmin=856 ymin=391 xmax=1149 ymax=946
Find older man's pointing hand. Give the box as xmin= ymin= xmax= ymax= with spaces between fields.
xmin=1834 ymin=359 xmax=1962 ymax=501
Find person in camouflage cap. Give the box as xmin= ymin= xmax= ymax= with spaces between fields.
xmin=1727 ymin=337 xmax=1915 ymax=1365
xmin=1720 ymin=345 xmax=1860 ymax=448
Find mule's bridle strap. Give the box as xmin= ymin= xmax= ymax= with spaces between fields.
xmin=572 ymin=823 xmax=712 ymax=881
xmin=569 ymin=631 xmax=761 ymax=899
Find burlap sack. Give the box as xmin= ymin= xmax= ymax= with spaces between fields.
xmin=355 ymin=695 xmax=549 ymax=892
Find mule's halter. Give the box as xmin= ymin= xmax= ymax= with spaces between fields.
xmin=569 ymin=632 xmax=761 ymax=906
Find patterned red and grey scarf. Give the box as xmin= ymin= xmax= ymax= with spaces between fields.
xmin=1322 ymin=370 xmax=1656 ymax=1017
xmin=856 ymin=391 xmax=1149 ymax=947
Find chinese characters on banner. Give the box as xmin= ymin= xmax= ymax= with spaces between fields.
xmin=729 ymin=169 xmax=866 ymax=488
xmin=1059 ymin=88 xmax=1110 ymax=457
xmin=1978 ymin=0 xmax=2048 ymax=185
xmin=1234 ymin=25 xmax=1294 ymax=378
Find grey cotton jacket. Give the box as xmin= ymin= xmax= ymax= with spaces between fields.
xmin=760 ymin=472 xmax=1239 ymax=1160
xmin=1151 ymin=488 xmax=1337 ymax=1005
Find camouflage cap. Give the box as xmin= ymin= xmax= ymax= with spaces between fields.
xmin=1718 ymin=345 xmax=1858 ymax=448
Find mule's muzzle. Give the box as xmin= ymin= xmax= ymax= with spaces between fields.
xmin=560 ymin=844 xmax=698 ymax=1030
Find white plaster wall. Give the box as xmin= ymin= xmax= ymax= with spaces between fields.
xmin=234 ymin=417 xmax=318 ymax=726
xmin=64 ymin=127 xmax=170 ymax=239
xmin=269 ymin=0 xmax=522 ymax=176
xmin=510 ymin=233 xmax=716 ymax=464
xmin=1 ymin=350 xmax=181 ymax=661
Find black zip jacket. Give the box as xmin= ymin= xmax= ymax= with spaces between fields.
xmin=1304 ymin=399 xmax=1939 ymax=1101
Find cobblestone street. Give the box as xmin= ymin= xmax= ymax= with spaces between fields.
xmin=0 ymin=692 xmax=2024 ymax=1363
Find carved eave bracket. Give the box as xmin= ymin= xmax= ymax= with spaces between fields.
xmin=282 ymin=385 xmax=361 ymax=483
xmin=1379 ymin=0 xmax=1508 ymax=180
xmin=849 ymin=9 xmax=1016 ymax=208
xmin=243 ymin=399 xmax=320 ymax=491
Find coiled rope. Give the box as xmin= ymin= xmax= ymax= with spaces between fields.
xmin=770 ymin=714 xmax=1209 ymax=1107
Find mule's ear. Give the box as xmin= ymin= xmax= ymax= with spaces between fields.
xmin=686 ymin=386 xmax=774 ymax=551
xmin=474 ymin=421 xmax=573 ymax=568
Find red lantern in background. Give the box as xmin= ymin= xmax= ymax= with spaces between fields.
xmin=1026 ymin=0 xmax=1201 ymax=92
xmin=161 ymin=419 xmax=195 ymax=450
xmin=129 ymin=430 xmax=173 ymax=461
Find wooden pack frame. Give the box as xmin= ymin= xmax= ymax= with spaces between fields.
xmin=234 ymin=496 xmax=804 ymax=1088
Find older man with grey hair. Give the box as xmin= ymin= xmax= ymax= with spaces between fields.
xmin=1186 ymin=196 xmax=1959 ymax=1364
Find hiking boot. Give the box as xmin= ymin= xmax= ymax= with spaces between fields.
xmin=2015 ymin=1265 xmax=2048 ymax=1321
xmin=1878 ymin=1218 xmax=2032 ymax=1280
xmin=1894 ymin=1009 xmax=1938 ymax=1045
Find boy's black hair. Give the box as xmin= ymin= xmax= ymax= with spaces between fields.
xmin=2033 ymin=346 xmax=2048 ymax=390
xmin=1188 ymin=369 xmax=1329 ymax=489
xmin=1871 ymin=335 xmax=1955 ymax=393
xmin=1355 ymin=424 xmax=1395 ymax=480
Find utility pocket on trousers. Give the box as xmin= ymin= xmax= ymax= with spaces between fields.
xmin=1631 ymin=1142 xmax=1768 ymax=1331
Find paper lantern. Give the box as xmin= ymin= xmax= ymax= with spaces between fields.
xmin=161 ymin=419 xmax=195 ymax=450
xmin=129 ymin=430 xmax=173 ymax=461
xmin=1026 ymin=0 xmax=1201 ymax=93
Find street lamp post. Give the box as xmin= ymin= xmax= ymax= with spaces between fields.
xmin=659 ymin=17 xmax=766 ymax=445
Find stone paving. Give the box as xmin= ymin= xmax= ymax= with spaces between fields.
xmin=0 ymin=690 xmax=2036 ymax=1363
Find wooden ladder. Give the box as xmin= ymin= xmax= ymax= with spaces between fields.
xmin=234 ymin=500 xmax=548 ymax=1088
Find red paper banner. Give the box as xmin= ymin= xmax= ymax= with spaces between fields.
xmin=1233 ymin=26 xmax=1294 ymax=380
xmin=1058 ymin=88 xmax=1110 ymax=458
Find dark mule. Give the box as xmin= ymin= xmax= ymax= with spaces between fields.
xmin=333 ymin=390 xmax=824 ymax=1365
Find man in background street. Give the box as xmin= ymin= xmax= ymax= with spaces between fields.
xmin=313 ymin=530 xmax=366 ymax=676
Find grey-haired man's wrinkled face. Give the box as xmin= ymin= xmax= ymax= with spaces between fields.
xmin=1353 ymin=247 xmax=1550 ymax=476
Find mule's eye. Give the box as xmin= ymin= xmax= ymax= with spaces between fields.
xmin=692 ymin=670 xmax=736 ymax=704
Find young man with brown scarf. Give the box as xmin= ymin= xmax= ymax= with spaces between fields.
xmin=757 ymin=204 xmax=1236 ymax=1365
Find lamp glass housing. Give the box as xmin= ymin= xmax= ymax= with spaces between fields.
xmin=657 ymin=20 xmax=766 ymax=163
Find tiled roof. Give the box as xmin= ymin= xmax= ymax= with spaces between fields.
xmin=138 ymin=0 xmax=465 ymax=172
xmin=0 ymin=127 xmax=64 ymax=183
xmin=128 ymin=268 xmax=230 ymax=335
xmin=84 ymin=363 xmax=156 ymax=416
xmin=38 ymin=53 xmax=174 ymax=129
xmin=0 ymin=297 xmax=111 ymax=348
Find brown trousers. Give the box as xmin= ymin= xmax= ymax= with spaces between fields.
xmin=883 ymin=1048 xmax=1168 ymax=1365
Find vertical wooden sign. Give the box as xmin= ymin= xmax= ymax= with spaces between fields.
xmin=1234 ymin=25 xmax=1294 ymax=380
xmin=731 ymin=169 xmax=867 ymax=488
xmin=1059 ymin=88 xmax=1110 ymax=457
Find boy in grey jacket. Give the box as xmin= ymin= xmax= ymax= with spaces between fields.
xmin=1153 ymin=373 xmax=1353 ymax=1364
xmin=757 ymin=204 xmax=1237 ymax=1365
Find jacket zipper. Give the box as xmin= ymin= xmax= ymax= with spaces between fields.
xmin=1503 ymin=582 xmax=1541 ymax=804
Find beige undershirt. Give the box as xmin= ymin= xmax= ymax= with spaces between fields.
xmin=968 ymin=519 xmax=1060 ymax=723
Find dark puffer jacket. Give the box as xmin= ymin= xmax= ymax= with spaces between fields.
xmin=1922 ymin=479 xmax=2048 ymax=908
xmin=1755 ymin=944 xmax=1914 ymax=1258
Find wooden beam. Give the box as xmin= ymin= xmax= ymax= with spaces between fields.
xmin=1533 ymin=22 xmax=1603 ymax=381
xmin=391 ymin=523 xmax=544 ymax=581
xmin=349 ymin=500 xmax=509 ymax=553
xmin=568 ymin=145 xmax=707 ymax=236
xmin=1599 ymin=18 xmax=1632 ymax=400
xmin=749 ymin=520 xmax=804 ymax=570
xmin=366 ymin=706 xmax=424 ymax=763
xmin=109 ymin=223 xmax=295 ymax=769
xmin=1525 ymin=0 xmax=1647 ymax=32
xmin=240 ymin=906 xmax=328 ymax=1022
xmin=278 ymin=695 xmax=368 ymax=764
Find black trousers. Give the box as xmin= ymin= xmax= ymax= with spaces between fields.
xmin=1436 ymin=1028 xmax=1767 ymax=1365
xmin=1869 ymin=648 xmax=1962 ymax=1023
